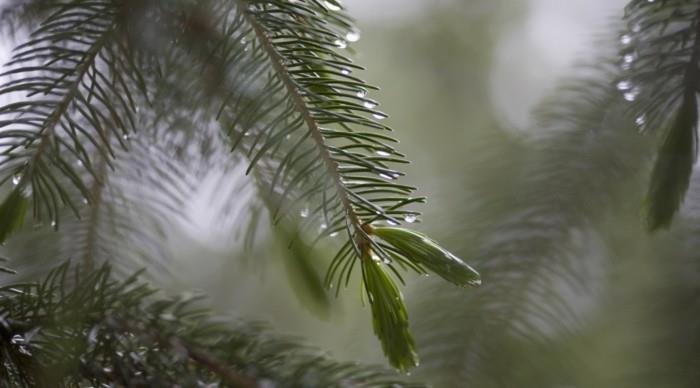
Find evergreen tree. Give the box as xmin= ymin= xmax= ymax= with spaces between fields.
xmin=3 ymin=0 xmax=700 ymax=387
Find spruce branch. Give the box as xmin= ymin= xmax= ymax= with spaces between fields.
xmin=0 ymin=0 xmax=483 ymax=372
xmin=0 ymin=262 xmax=425 ymax=387
xmin=623 ymin=0 xmax=700 ymax=229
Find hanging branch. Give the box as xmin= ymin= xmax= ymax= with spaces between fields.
xmin=622 ymin=0 xmax=700 ymax=230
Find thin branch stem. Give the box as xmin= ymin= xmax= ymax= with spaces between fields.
xmin=240 ymin=4 xmax=366 ymax=246
xmin=20 ymin=28 xmax=114 ymax=186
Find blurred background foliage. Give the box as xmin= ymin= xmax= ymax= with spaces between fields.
xmin=3 ymin=0 xmax=700 ymax=386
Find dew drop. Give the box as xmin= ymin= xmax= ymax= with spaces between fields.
xmin=356 ymin=89 xmax=367 ymax=98
xmin=379 ymin=173 xmax=396 ymax=180
xmin=88 ymin=326 xmax=99 ymax=344
xmin=620 ymin=34 xmax=632 ymax=46
xmin=623 ymin=53 xmax=635 ymax=64
xmin=387 ymin=220 xmax=399 ymax=226
xmin=375 ymin=150 xmax=391 ymax=157
xmin=468 ymin=279 xmax=482 ymax=287
xmin=635 ymin=114 xmax=646 ymax=127
xmin=82 ymin=197 xmax=89 ymax=205
xmin=372 ymin=113 xmax=387 ymax=120
xmin=345 ymin=30 xmax=360 ymax=42
xmin=340 ymin=68 xmax=350 ymax=75
xmin=631 ymin=23 xmax=642 ymax=33
xmin=323 ymin=1 xmax=342 ymax=11
xmin=300 ymin=207 xmax=310 ymax=218
xmin=319 ymin=222 xmax=328 ymax=230
xmin=616 ymin=80 xmax=632 ymax=90
xmin=404 ymin=214 xmax=417 ymax=223
xmin=10 ymin=334 xmax=24 ymax=345
xmin=330 ymin=231 xmax=338 ymax=237
xmin=363 ymin=101 xmax=377 ymax=109
xmin=12 ymin=174 xmax=21 ymax=186
xmin=50 ymin=221 xmax=56 ymax=228
xmin=122 ymin=134 xmax=129 ymax=140
xmin=334 ymin=39 xmax=347 ymax=49
xmin=624 ymin=86 xmax=641 ymax=102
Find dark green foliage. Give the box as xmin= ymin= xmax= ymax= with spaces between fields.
xmin=645 ymin=92 xmax=698 ymax=230
xmin=278 ymin=223 xmax=333 ymax=319
xmin=0 ymin=189 xmax=28 ymax=244
xmin=0 ymin=262 xmax=425 ymax=387
xmin=372 ymin=226 xmax=480 ymax=287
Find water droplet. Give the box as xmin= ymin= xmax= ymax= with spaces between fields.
xmin=323 ymin=1 xmax=342 ymax=11
xmin=620 ymin=34 xmax=632 ymax=46
xmin=616 ymin=80 xmax=632 ymax=90
xmin=631 ymin=23 xmax=642 ymax=33
xmin=345 ymin=30 xmax=360 ymax=42
xmin=10 ymin=335 xmax=24 ymax=345
xmin=467 ymin=279 xmax=482 ymax=287
xmin=404 ymin=214 xmax=417 ymax=223
xmin=624 ymin=86 xmax=641 ymax=101
xmin=330 ymin=231 xmax=338 ymax=237
xmin=50 ymin=221 xmax=56 ymax=228
xmin=340 ymin=68 xmax=350 ymax=75
xmin=319 ymin=222 xmax=327 ymax=230
xmin=300 ymin=207 xmax=309 ymax=218
xmin=635 ymin=114 xmax=646 ymax=127
xmin=103 ymin=366 xmax=113 ymax=374
xmin=363 ymin=101 xmax=377 ymax=109
xmin=88 ymin=326 xmax=99 ymax=344
xmin=375 ymin=150 xmax=391 ymax=157
xmin=122 ymin=134 xmax=129 ymax=140
xmin=387 ymin=220 xmax=399 ymax=226
xmin=623 ymin=53 xmax=635 ymax=64
xmin=82 ymin=197 xmax=88 ymax=204
xmin=379 ymin=173 xmax=396 ymax=180
xmin=356 ymin=90 xmax=367 ymax=98
xmin=334 ymin=39 xmax=347 ymax=49
xmin=12 ymin=174 xmax=21 ymax=186
xmin=372 ymin=113 xmax=387 ymax=120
